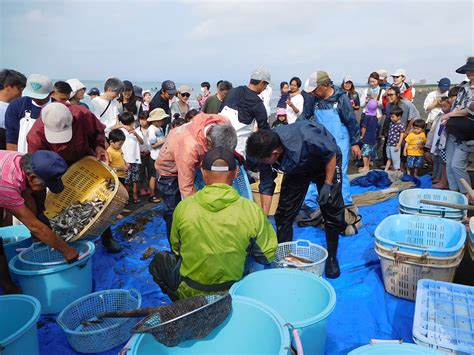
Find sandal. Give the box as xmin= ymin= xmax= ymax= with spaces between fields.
xmin=133 ymin=198 xmax=140 ymax=204
xmin=148 ymin=196 xmax=161 ymax=203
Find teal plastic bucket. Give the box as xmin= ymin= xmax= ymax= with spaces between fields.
xmin=229 ymin=268 xmax=336 ymax=355
xmin=0 ymin=225 xmax=32 ymax=263
xmin=8 ymin=241 xmax=95 ymax=314
xmin=0 ymin=295 xmax=41 ymax=355
xmin=349 ymin=343 xmax=441 ymax=354
xmin=128 ymin=296 xmax=291 ymax=354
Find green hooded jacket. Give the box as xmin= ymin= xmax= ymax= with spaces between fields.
xmin=171 ymin=183 xmax=277 ymax=299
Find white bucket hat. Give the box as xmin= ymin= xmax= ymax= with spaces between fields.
xmin=66 ymin=79 xmax=86 ymax=99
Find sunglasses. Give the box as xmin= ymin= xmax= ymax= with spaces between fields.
xmin=180 ymin=93 xmax=190 ymax=98
xmin=392 ymin=75 xmax=401 ymax=79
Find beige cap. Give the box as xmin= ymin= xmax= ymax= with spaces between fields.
xmin=391 ymin=68 xmax=407 ymax=77
xmin=147 ymin=108 xmax=170 ymax=122
xmin=376 ymin=69 xmax=388 ymax=80
xmin=178 ymin=85 xmax=191 ymax=94
xmin=42 ymin=103 xmax=73 ymax=144
xmin=304 ymin=71 xmax=331 ymax=92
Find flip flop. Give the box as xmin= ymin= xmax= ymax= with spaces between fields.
xmin=148 ymin=196 xmax=161 ymax=203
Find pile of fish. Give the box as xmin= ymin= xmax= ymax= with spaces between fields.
xmin=51 ymin=200 xmax=105 ymax=241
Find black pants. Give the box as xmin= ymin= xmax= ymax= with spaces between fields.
xmin=156 ymin=175 xmax=181 ymax=245
xmin=274 ymin=162 xmax=346 ymax=244
xmin=149 ymin=251 xmax=181 ymax=301
xmin=139 ymin=153 xmax=155 ymax=183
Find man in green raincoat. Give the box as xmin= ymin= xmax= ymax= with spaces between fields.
xmin=149 ymin=147 xmax=277 ymax=300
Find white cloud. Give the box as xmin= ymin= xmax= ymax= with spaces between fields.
xmin=189 ymin=19 xmax=218 ymax=40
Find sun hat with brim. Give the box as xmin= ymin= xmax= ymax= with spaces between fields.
xmin=391 ymin=69 xmax=407 ymax=77
xmin=42 ymin=103 xmax=73 ymax=144
xmin=66 ymin=79 xmax=86 ymax=99
xmin=178 ymin=85 xmax=191 ymax=94
xmin=31 ymin=150 xmax=68 ymax=193
xmin=148 ymin=108 xmax=170 ymax=122
xmin=455 ymin=56 xmax=474 ymax=74
xmin=304 ymin=71 xmax=331 ymax=93
xmin=22 ymin=74 xmax=53 ymax=100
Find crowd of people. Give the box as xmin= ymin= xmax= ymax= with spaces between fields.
xmin=0 ymin=56 xmax=472 ymax=297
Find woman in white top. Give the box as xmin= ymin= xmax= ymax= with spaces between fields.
xmin=90 ymin=78 xmax=124 ymax=137
xmin=170 ymin=85 xmax=191 ymax=119
xmin=286 ymin=76 xmax=304 ymax=124
xmin=360 ymin=72 xmax=385 ymax=119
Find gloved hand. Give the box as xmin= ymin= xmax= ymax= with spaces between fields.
xmin=318 ymin=183 xmax=333 ymax=206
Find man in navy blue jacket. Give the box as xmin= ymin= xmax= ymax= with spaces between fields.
xmin=246 ymin=121 xmax=346 ymax=278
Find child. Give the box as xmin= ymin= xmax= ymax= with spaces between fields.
xmin=118 ymin=112 xmax=144 ymax=203
xmin=404 ymin=119 xmax=427 ymax=176
xmin=272 ymin=108 xmax=288 ymax=128
xmin=359 ymin=99 xmax=379 ymax=172
xmin=171 ymin=117 xmax=186 ymax=129
xmin=276 ymin=82 xmax=290 ymax=110
xmin=385 ymin=106 xmax=405 ymax=172
xmin=107 ymin=129 xmax=128 ymax=184
xmin=135 ymin=112 xmax=152 ymax=196
xmin=147 ymin=108 xmax=168 ymax=203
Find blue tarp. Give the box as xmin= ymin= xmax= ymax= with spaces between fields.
xmin=37 ymin=175 xmax=433 ymax=355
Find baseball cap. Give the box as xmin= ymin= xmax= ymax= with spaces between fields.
xmin=391 ymin=69 xmax=407 ymax=77
xmin=30 ymin=150 xmax=68 ymax=193
xmin=178 ymin=85 xmax=191 ymax=94
xmin=250 ymin=68 xmax=271 ymax=83
xmin=437 ymin=78 xmax=451 ymax=91
xmin=41 ymin=103 xmax=73 ymax=144
xmin=22 ymin=74 xmax=53 ymax=100
xmin=133 ymin=85 xmax=143 ymax=98
xmin=161 ymin=80 xmax=177 ymax=95
xmin=202 ymin=147 xmax=236 ymax=172
xmin=376 ymin=69 xmax=388 ymax=80
xmin=87 ymin=87 xmax=100 ymax=96
xmin=66 ymin=79 xmax=86 ymax=99
xmin=343 ymin=75 xmax=353 ymax=83
xmin=304 ymin=71 xmax=331 ymax=92
xmin=147 ymin=108 xmax=170 ymax=122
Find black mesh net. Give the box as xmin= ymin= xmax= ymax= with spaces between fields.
xmin=133 ymin=293 xmax=232 ymax=347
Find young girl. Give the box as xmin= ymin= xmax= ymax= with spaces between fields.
xmin=272 ymin=108 xmax=288 ymax=128
xmin=118 ymin=112 xmax=144 ymax=203
xmin=135 ymin=112 xmax=152 ymax=196
xmin=359 ymin=99 xmax=379 ymax=172
xmin=276 ymin=82 xmax=290 ymax=110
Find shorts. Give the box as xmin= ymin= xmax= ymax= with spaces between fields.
xmin=406 ymin=155 xmax=424 ymax=168
xmin=361 ymin=143 xmax=376 ymax=158
xmin=139 ymin=153 xmax=156 ymax=182
xmin=125 ymin=163 xmax=141 ymax=184
xmin=386 ymin=146 xmax=401 ymax=170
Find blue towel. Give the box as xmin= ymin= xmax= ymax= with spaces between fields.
xmin=350 ymin=171 xmax=392 ymax=188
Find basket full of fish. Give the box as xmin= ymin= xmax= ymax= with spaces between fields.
xmin=45 ymin=157 xmax=129 ymax=242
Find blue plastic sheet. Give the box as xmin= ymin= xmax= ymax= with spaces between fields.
xmin=37 ymin=176 xmax=433 ymax=354
xmin=350 ymin=170 xmax=392 ymax=188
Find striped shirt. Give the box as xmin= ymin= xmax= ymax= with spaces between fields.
xmin=0 ymin=151 xmax=27 ymax=209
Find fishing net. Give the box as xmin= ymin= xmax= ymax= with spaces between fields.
xmin=133 ymin=293 xmax=232 ymax=347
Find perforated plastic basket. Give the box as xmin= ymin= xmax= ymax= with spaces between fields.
xmin=399 ymin=189 xmax=467 ymax=219
xmin=194 ymin=163 xmax=253 ymax=199
xmin=272 ymin=239 xmax=328 ymax=276
xmin=399 ymin=206 xmax=464 ymax=221
xmin=18 ymin=241 xmax=93 ymax=270
xmin=375 ymin=243 xmax=463 ymax=301
xmin=413 ymin=279 xmax=474 ymax=353
xmin=57 ymin=289 xmax=142 ymax=354
xmin=374 ymin=215 xmax=466 ymax=257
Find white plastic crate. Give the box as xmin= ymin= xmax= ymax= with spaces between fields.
xmin=272 ymin=239 xmax=327 ymax=276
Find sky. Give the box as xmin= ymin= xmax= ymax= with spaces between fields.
xmin=0 ymin=0 xmax=473 ymax=86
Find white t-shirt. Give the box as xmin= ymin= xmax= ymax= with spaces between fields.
xmin=135 ymin=126 xmax=151 ymax=152
xmin=286 ymin=93 xmax=304 ymax=124
xmin=90 ymin=97 xmax=122 ymax=136
xmin=0 ymin=101 xmax=9 ymax=129
xmin=258 ymin=85 xmax=272 ymax=118
xmin=147 ymin=125 xmax=165 ymax=160
xmin=424 ymin=90 xmax=444 ymax=124
xmin=120 ymin=128 xmax=141 ymax=164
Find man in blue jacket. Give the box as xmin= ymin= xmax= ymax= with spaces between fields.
xmin=300 ymin=71 xmax=361 ymax=207
xmin=246 ymin=121 xmax=346 ymax=278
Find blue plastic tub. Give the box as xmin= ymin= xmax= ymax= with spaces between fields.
xmin=413 ymin=279 xmax=474 ymax=354
xmin=128 ymin=296 xmax=291 ymax=354
xmin=8 ymin=241 xmax=95 ymax=314
xmin=229 ymin=268 xmax=336 ymax=355
xmin=0 ymin=225 xmax=32 ymax=263
xmin=0 ymin=295 xmax=41 ymax=355
xmin=374 ymin=215 xmax=466 ymax=257
xmin=349 ymin=342 xmax=441 ymax=354
xmin=194 ymin=164 xmax=253 ymax=199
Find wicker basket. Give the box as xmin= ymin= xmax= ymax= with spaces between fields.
xmin=251 ymin=173 xmax=283 ymax=216
xmin=45 ymin=157 xmax=129 ymax=242
xmin=375 ymin=242 xmax=464 ymax=301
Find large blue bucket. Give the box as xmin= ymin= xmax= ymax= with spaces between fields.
xmin=349 ymin=342 xmax=441 ymax=354
xmin=128 ymin=296 xmax=291 ymax=354
xmin=8 ymin=241 xmax=95 ymax=314
xmin=0 ymin=295 xmax=41 ymax=355
xmin=230 ymin=268 xmax=336 ymax=355
xmin=0 ymin=225 xmax=32 ymax=263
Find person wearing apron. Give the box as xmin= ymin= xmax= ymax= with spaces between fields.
xmin=302 ymin=71 xmax=361 ymax=208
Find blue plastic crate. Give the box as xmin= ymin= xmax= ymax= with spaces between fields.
xmin=374 ymin=215 xmax=466 ymax=257
xmin=399 ymin=189 xmax=467 ymax=219
xmin=194 ymin=163 xmax=252 ymax=199
xmin=413 ymin=279 xmax=474 ymax=354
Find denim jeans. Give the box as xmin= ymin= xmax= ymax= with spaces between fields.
xmin=445 ymin=133 xmax=471 ymax=193
xmin=156 ymin=175 xmax=181 ymax=245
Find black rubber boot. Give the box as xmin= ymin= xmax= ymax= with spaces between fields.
xmin=325 ymin=227 xmax=341 ymax=279
xmin=101 ymin=228 xmax=123 ymax=253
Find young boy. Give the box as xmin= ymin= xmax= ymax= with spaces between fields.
xmin=359 ymin=99 xmax=379 ymax=172
xmin=136 ymin=112 xmax=152 ymax=196
xmin=118 ymin=112 xmax=144 ymax=203
xmin=404 ymin=119 xmax=427 ymax=176
xmin=385 ymin=106 xmax=405 ymax=172
xmin=107 ymin=129 xmax=128 ymax=183
xmin=272 ymin=108 xmax=288 ymax=128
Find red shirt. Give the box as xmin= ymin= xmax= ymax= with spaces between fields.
xmin=0 ymin=151 xmax=27 ymax=209
xmin=27 ymin=103 xmax=106 ymax=165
